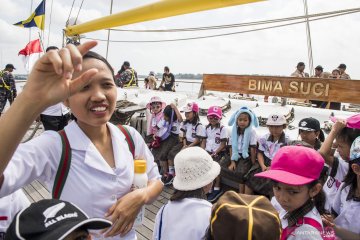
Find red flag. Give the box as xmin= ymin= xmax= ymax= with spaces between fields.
xmin=18 ymin=39 xmax=43 ymax=72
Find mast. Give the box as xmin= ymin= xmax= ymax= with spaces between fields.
xmin=29 ymin=0 xmax=33 ymax=42
xmin=303 ymin=0 xmax=314 ymax=76
xmin=106 ymin=0 xmax=114 ymax=60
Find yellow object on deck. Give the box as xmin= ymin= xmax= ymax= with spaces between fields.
xmin=65 ymin=0 xmax=264 ymax=36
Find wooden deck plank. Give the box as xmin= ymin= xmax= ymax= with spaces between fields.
xmin=22 ymin=179 xmax=173 ymax=240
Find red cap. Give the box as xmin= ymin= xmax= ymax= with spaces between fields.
xmin=255 ymin=146 xmax=324 ymax=185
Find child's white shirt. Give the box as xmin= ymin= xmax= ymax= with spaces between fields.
xmin=204 ymin=125 xmax=228 ymax=153
xmin=258 ymin=132 xmax=290 ymax=159
xmin=181 ymin=122 xmax=206 ymax=143
xmin=323 ymin=156 xmax=349 ymax=212
xmin=153 ymin=198 xmax=212 ymax=240
xmin=0 ymin=189 xmax=30 ymax=236
xmin=332 ymin=183 xmax=360 ymax=234
xmin=278 ymin=206 xmax=323 ymax=240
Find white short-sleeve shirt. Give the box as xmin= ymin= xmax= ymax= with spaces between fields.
xmin=258 ymin=132 xmax=290 ymax=160
xmin=323 ymin=157 xmax=348 ymax=212
xmin=0 ymin=121 xmax=161 ymax=240
xmin=236 ymin=128 xmax=257 ymax=154
xmin=204 ymin=125 xmax=228 ymax=153
xmin=181 ymin=122 xmax=206 ymax=143
xmin=332 ymin=183 xmax=360 ymax=234
xmin=279 ymin=206 xmax=323 ymax=240
xmin=0 ymin=189 xmax=30 ymax=236
xmin=153 ymin=198 xmax=212 ymax=240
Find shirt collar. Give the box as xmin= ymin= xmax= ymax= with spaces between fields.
xmin=267 ymin=132 xmax=286 ymax=143
xmin=284 ymin=199 xmax=314 ymax=227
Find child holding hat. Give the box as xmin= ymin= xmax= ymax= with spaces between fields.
xmin=255 ymin=146 xmax=329 ymax=240
xmin=153 ymin=147 xmax=220 ymax=240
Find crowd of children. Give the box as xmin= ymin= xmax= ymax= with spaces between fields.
xmin=0 ymin=42 xmax=359 ymax=239
xmin=144 ymin=89 xmax=360 ymax=239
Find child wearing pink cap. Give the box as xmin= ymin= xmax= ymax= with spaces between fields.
xmin=151 ymin=103 xmax=183 ymax=185
xmin=163 ymin=102 xmax=206 ymax=185
xmin=201 ymin=106 xmax=228 ymax=202
xmin=145 ymin=96 xmax=166 ymax=145
xmin=319 ymin=118 xmax=360 ymax=212
xmin=255 ymin=146 xmax=330 ymax=240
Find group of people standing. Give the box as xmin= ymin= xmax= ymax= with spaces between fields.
xmin=114 ymin=61 xmax=176 ymax=92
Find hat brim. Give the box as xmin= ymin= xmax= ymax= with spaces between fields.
xmin=173 ymin=161 xmax=220 ymax=191
xmin=298 ymin=127 xmax=316 ymax=131
xmin=255 ymin=169 xmax=316 ymax=186
xmin=207 ymin=113 xmax=222 ymax=119
xmin=146 ymin=102 xmax=166 ymax=109
xmin=58 ymin=218 xmax=112 ymax=240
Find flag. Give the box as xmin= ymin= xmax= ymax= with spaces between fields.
xmin=14 ymin=0 xmax=46 ymax=30
xmin=18 ymin=39 xmax=43 ymax=72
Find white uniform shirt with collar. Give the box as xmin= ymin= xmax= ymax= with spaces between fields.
xmin=0 ymin=121 xmax=161 ymax=240
xmin=181 ymin=122 xmax=206 ymax=143
xmin=323 ymin=156 xmax=348 ymax=212
xmin=204 ymin=125 xmax=228 ymax=153
xmin=41 ymin=103 xmax=70 ymax=116
xmin=332 ymin=183 xmax=360 ymax=234
xmin=278 ymin=206 xmax=323 ymax=240
xmin=0 ymin=189 xmax=30 ymax=236
xmin=153 ymin=198 xmax=212 ymax=240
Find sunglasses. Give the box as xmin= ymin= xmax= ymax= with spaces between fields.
xmin=208 ymin=116 xmax=220 ymax=120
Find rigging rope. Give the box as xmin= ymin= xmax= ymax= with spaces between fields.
xmin=74 ymin=0 xmax=85 ymax=25
xmin=83 ymin=9 xmax=359 ymax=43
xmin=107 ymin=7 xmax=360 ymax=32
xmin=303 ymin=0 xmax=314 ymax=76
xmin=66 ymin=0 xmax=77 ymax=26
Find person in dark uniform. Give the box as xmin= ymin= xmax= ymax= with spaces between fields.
xmin=160 ymin=66 xmax=175 ymax=91
xmin=0 ymin=64 xmax=17 ymax=116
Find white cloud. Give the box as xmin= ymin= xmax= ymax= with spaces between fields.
xmin=0 ymin=0 xmax=359 ymax=79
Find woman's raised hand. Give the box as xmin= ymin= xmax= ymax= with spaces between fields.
xmin=21 ymin=41 xmax=98 ymax=109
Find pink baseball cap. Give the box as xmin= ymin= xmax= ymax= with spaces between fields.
xmin=330 ymin=113 xmax=360 ymax=129
xmin=146 ymin=96 xmax=166 ymax=109
xmin=255 ymin=146 xmax=325 ymax=185
xmin=183 ymin=102 xmax=199 ymax=113
xmin=207 ymin=106 xmax=222 ymax=119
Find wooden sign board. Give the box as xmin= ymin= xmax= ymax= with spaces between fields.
xmin=201 ymin=74 xmax=360 ymax=104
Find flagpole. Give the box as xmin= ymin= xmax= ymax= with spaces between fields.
xmin=38 ymin=32 xmax=45 ymax=51
xmin=105 ymin=0 xmax=114 ymax=60
xmin=47 ymin=0 xmax=54 ymax=48
xmin=29 ymin=0 xmax=33 ymax=42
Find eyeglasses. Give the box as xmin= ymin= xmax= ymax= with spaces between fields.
xmin=208 ymin=116 xmax=220 ymax=120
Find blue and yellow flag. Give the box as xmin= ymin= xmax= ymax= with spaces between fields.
xmin=14 ymin=0 xmax=45 ymax=30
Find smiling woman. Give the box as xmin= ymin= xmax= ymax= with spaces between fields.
xmin=0 ymin=41 xmax=163 ymax=240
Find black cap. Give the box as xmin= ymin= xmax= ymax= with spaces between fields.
xmin=296 ymin=62 xmax=305 ymax=67
xmin=315 ymin=65 xmax=323 ymax=71
xmin=123 ymin=61 xmax=130 ymax=67
xmin=298 ymin=117 xmax=325 ymax=141
xmin=5 ymin=64 xmax=16 ymax=70
xmin=5 ymin=199 xmax=112 ymax=240
xmin=338 ymin=63 xmax=346 ymax=69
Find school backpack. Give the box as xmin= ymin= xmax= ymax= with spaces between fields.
xmin=52 ymin=125 xmax=135 ymax=199
xmin=281 ymin=217 xmax=336 ymax=240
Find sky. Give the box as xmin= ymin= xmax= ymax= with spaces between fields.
xmin=0 ymin=0 xmax=359 ymax=79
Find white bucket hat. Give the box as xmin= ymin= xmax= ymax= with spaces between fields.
xmin=173 ymin=147 xmax=220 ymax=191
xmin=266 ymin=113 xmax=287 ymax=126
